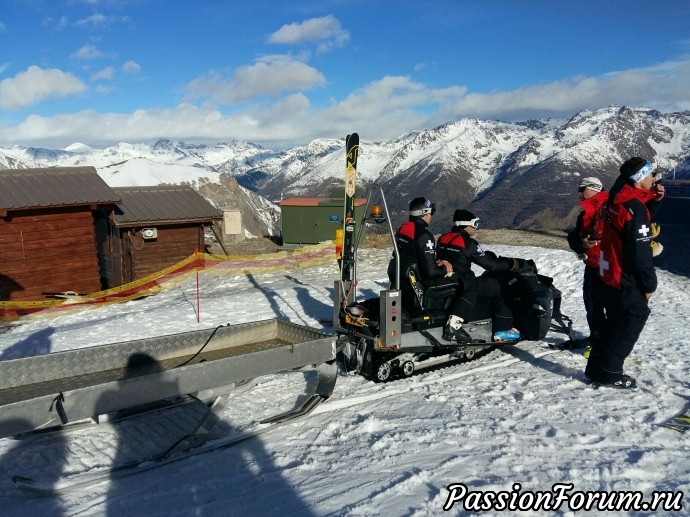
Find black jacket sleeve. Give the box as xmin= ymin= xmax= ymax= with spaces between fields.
xmin=646 ymin=197 xmax=663 ymax=220
xmin=567 ymin=212 xmax=586 ymax=254
xmin=468 ymin=239 xmax=514 ymax=273
xmin=623 ymin=199 xmax=657 ymax=294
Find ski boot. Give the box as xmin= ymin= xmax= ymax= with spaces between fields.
xmin=443 ymin=324 xmax=473 ymax=344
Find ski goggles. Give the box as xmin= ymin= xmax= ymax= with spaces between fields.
xmin=629 ymin=161 xmax=655 ymax=183
xmin=410 ymin=200 xmax=436 ymax=217
xmin=454 ymin=217 xmax=480 ymax=229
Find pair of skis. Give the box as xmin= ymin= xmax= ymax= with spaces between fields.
xmin=340 ymin=133 xmax=359 ymax=283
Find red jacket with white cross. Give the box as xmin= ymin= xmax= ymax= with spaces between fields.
xmin=599 ymin=180 xmax=658 ymax=293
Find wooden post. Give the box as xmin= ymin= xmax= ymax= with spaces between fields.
xmin=195 ymin=247 xmax=200 ymax=323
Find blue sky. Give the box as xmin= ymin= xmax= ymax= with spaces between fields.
xmin=1 ymin=0 xmax=689 ymax=150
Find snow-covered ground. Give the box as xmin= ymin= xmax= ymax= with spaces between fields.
xmin=0 ymin=245 xmax=689 ymax=516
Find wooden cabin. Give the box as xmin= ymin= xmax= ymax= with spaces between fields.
xmin=107 ymin=186 xmax=222 ymax=285
xmin=0 ymin=167 xmax=121 ymax=301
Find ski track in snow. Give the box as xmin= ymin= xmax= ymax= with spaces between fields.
xmin=1 ymin=246 xmax=689 ymax=516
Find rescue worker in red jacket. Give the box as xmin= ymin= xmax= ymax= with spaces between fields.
xmin=567 ymin=177 xmax=608 ymax=351
xmin=584 ymin=157 xmax=665 ymax=389
xmin=436 ymin=209 xmax=521 ymax=343
xmin=388 ymin=197 xmax=473 ymax=343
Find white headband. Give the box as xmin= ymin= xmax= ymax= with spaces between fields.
xmin=629 ymin=162 xmax=654 ymax=183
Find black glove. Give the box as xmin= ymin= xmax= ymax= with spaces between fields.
xmin=567 ymin=227 xmax=586 ymax=254
xmin=519 ymin=259 xmax=538 ymax=275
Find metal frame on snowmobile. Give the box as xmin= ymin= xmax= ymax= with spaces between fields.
xmin=335 ymin=187 xmax=576 ymax=382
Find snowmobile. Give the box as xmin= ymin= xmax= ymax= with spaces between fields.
xmin=334 ymin=185 xmax=576 ymax=382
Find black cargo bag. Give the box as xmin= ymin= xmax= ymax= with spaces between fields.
xmin=494 ymin=267 xmax=560 ymax=340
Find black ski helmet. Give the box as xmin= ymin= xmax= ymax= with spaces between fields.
xmin=409 ymin=197 xmax=436 ymax=218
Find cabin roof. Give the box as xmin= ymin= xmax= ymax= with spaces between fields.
xmin=0 ymin=166 xmax=121 ymax=210
xmin=112 ymin=185 xmax=223 ymax=226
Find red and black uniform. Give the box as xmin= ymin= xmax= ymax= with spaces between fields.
xmin=389 ymin=219 xmax=448 ymax=283
xmin=599 ymin=181 xmax=658 ymax=292
xmin=436 ymin=227 xmax=515 ymax=332
xmin=567 ymin=190 xmax=608 ymax=342
xmin=585 ymin=177 xmax=660 ymax=383
xmin=387 ymin=218 xmax=467 ymax=318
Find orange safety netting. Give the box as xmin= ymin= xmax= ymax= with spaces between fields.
xmin=0 ymin=242 xmax=338 ymax=321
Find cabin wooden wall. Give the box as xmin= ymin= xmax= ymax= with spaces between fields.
xmin=120 ymin=225 xmax=204 ymax=283
xmin=0 ymin=208 xmax=102 ymax=301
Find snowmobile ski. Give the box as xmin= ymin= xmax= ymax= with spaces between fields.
xmin=13 ymin=422 xmax=279 ymax=495
xmin=13 ymin=361 xmax=337 ymax=495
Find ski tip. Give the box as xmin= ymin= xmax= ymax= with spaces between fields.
xmin=660 ymin=422 xmax=688 ymax=432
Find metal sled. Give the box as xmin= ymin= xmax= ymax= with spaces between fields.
xmin=0 ymin=318 xmax=339 ymax=439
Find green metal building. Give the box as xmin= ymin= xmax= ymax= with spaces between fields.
xmin=280 ymin=197 xmax=367 ymax=245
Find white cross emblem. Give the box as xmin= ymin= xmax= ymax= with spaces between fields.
xmin=599 ymin=250 xmax=609 ymax=277
xmin=638 ymin=225 xmax=650 ymax=238
xmin=425 ymin=240 xmax=435 ymax=250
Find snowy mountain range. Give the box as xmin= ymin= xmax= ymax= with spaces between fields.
xmin=1 ymin=106 xmax=689 ymax=235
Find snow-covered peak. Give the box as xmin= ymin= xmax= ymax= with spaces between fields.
xmin=63 ymin=142 xmax=95 ymax=154
xmin=1 ymin=106 xmax=689 ymax=230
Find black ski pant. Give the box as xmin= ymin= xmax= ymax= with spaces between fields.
xmin=583 ymin=265 xmax=606 ymax=343
xmin=445 ymin=273 xmax=476 ymax=324
xmin=585 ymin=283 xmax=650 ymax=383
xmin=448 ymin=273 xmax=512 ymax=332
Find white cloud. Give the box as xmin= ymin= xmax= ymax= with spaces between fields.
xmin=122 ymin=60 xmax=141 ymax=73
xmin=185 ymin=56 xmax=326 ymax=105
xmin=0 ymin=21 xmax=7 ymax=32
xmin=75 ymin=13 xmax=107 ymax=27
xmin=269 ymin=15 xmax=349 ymax=52
xmin=440 ymin=59 xmax=690 ymax=121
xmin=298 ymin=77 xmax=467 ymax=142
xmin=91 ymin=67 xmax=114 ymax=81
xmin=0 ymin=65 xmax=87 ymax=111
xmin=74 ymin=13 xmax=131 ymax=28
xmin=71 ymin=43 xmax=104 ymax=60
xmin=1 ymin=59 xmax=690 ymax=149
xmin=0 ymin=77 xmax=462 ymax=148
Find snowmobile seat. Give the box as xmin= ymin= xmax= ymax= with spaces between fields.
xmin=399 ymin=263 xmax=458 ymax=317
